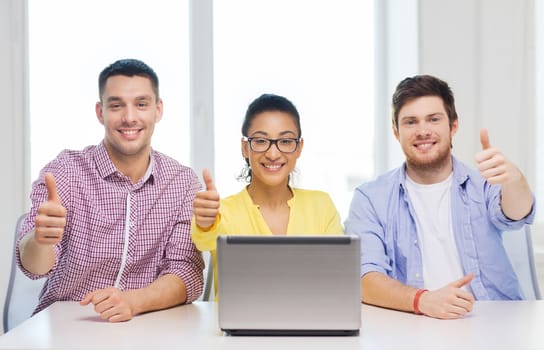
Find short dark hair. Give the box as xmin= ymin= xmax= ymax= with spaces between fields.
xmin=98 ymin=58 xmax=159 ymax=102
xmin=239 ymin=93 xmax=301 ymax=182
xmin=392 ymin=75 xmax=458 ymax=130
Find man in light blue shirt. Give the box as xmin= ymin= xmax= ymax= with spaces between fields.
xmin=345 ymin=75 xmax=535 ymax=319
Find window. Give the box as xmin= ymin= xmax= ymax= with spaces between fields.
xmin=28 ymin=0 xmax=376 ymax=221
xmin=28 ymin=0 xmax=190 ymax=180
xmin=213 ymin=0 xmax=375 ymax=220
xmin=537 ymin=0 xmax=544 ymax=224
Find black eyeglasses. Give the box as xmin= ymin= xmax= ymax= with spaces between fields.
xmin=243 ymin=137 xmax=301 ymax=153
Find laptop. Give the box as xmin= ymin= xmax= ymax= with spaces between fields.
xmin=217 ymin=235 xmax=361 ymax=336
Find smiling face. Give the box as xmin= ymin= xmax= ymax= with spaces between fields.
xmin=394 ymin=95 xmax=458 ymax=182
xmin=241 ymin=111 xmax=303 ymax=189
xmin=95 ymin=75 xmax=163 ymax=168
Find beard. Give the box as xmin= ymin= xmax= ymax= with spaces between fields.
xmin=404 ymin=140 xmax=452 ymax=175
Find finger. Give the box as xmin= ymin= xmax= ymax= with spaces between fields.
xmin=80 ymin=291 xmax=94 ymax=306
xmin=480 ymin=128 xmax=491 ymax=150
xmin=88 ymin=289 xmax=112 ymax=306
xmin=35 ymin=211 xmax=66 ymax=227
xmin=194 ymin=207 xmax=220 ymax=217
xmin=454 ymin=290 xmax=475 ymax=307
xmin=202 ymin=169 xmax=216 ymax=192
xmin=35 ymin=226 xmax=63 ymax=240
xmin=194 ymin=196 xmax=220 ymax=209
xmin=195 ymin=191 xmax=220 ymax=203
xmin=107 ymin=310 xmax=132 ymax=322
xmin=480 ymin=166 xmax=508 ymax=182
xmin=45 ymin=173 xmax=61 ymax=203
xmin=450 ymin=273 xmax=474 ymax=288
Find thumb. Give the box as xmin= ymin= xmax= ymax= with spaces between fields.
xmin=450 ymin=273 xmax=474 ymax=288
xmin=45 ymin=173 xmax=61 ymax=203
xmin=480 ymin=128 xmax=491 ymax=150
xmin=202 ymin=169 xmax=216 ymax=192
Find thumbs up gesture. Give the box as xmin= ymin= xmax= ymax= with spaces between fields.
xmin=34 ymin=172 xmax=67 ymax=245
xmin=193 ymin=169 xmax=220 ymax=229
xmin=474 ymin=128 xmax=522 ymax=185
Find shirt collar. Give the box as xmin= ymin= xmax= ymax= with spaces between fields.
xmin=94 ymin=141 xmax=118 ymax=179
xmin=93 ymin=141 xmax=155 ymax=184
xmin=398 ymin=155 xmax=469 ymax=192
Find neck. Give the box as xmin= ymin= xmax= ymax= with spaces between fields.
xmin=246 ymin=182 xmax=293 ymax=208
xmin=106 ymin=147 xmax=151 ymax=184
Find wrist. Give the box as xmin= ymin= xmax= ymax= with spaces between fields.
xmin=413 ymin=289 xmax=428 ymax=315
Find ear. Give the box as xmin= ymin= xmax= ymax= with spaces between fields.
xmin=155 ymin=99 xmax=164 ymax=123
xmin=295 ymin=138 xmax=304 ymax=159
xmin=241 ymin=137 xmax=250 ymax=159
xmin=392 ymin=125 xmax=400 ymax=142
xmin=450 ymin=118 xmax=459 ymax=137
xmin=96 ymin=102 xmax=105 ymax=125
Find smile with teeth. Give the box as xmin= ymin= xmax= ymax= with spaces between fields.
xmin=120 ymin=129 xmax=140 ymax=135
xmin=263 ymin=163 xmax=283 ymax=171
xmin=414 ymin=142 xmax=435 ymax=150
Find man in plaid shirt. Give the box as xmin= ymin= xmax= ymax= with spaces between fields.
xmin=16 ymin=58 xmax=204 ymax=322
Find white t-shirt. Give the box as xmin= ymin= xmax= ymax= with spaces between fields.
xmin=405 ymin=173 xmax=465 ymax=291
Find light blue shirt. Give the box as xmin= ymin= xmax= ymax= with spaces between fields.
xmin=345 ymin=156 xmax=535 ymax=300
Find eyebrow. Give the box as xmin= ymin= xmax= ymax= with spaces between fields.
xmin=105 ymin=95 xmax=154 ymax=103
xmin=106 ymin=96 xmax=122 ymax=103
xmin=400 ymin=112 xmax=445 ymax=119
xmin=249 ymin=130 xmax=298 ymax=137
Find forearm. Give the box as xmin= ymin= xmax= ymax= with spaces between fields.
xmin=18 ymin=232 xmax=56 ymax=275
xmin=500 ymin=175 xmax=533 ymax=220
xmin=124 ymin=274 xmax=187 ymax=316
xmin=361 ymin=272 xmax=418 ymax=312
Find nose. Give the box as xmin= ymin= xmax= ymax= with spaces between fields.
xmin=265 ymin=141 xmax=282 ymax=159
xmin=122 ymin=105 xmax=137 ymax=124
xmin=415 ymin=125 xmax=431 ymax=137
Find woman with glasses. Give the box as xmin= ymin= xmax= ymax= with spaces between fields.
xmin=191 ymin=93 xmax=343 ymax=297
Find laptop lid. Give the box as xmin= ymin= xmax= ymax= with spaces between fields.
xmin=217 ymin=235 xmax=361 ymax=336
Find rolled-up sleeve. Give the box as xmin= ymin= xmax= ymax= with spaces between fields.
xmin=160 ymin=173 xmax=204 ymax=303
xmin=484 ymin=182 xmax=536 ymax=230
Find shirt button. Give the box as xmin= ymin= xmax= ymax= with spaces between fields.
xmin=414 ymin=239 xmax=418 ymax=245
xmin=415 ymin=273 xmax=420 ymax=278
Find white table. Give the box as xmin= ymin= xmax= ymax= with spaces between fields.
xmin=1 ymin=301 xmax=543 ymax=350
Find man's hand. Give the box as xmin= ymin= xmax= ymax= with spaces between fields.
xmin=34 ymin=172 xmax=67 ymax=245
xmin=193 ymin=169 xmax=220 ymax=229
xmin=418 ymin=274 xmax=475 ymax=319
xmin=475 ymin=128 xmax=522 ymax=185
xmin=475 ymin=128 xmax=533 ymax=220
xmin=80 ymin=287 xmax=135 ymax=322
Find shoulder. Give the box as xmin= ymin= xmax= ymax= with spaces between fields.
xmin=42 ymin=146 xmax=97 ymax=175
xmin=356 ymin=167 xmax=401 ymax=196
xmin=292 ymin=188 xmax=334 ymax=202
xmin=152 ymin=150 xmax=198 ymax=182
xmin=221 ymin=188 xmax=249 ymax=205
xmin=53 ymin=146 xmax=95 ymax=163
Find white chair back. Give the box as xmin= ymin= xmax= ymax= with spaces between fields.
xmin=503 ymin=225 xmax=541 ymax=300
xmin=2 ymin=213 xmax=46 ymax=333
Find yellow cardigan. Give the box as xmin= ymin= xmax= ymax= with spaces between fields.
xmin=191 ymin=187 xmax=344 ymax=297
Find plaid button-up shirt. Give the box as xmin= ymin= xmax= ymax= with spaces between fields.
xmin=16 ymin=142 xmax=204 ymax=313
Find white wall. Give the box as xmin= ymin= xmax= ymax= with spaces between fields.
xmin=0 ymin=0 xmax=537 ymax=334
xmin=418 ymin=0 xmax=535 ymax=188
xmin=0 ymin=0 xmax=29 ymax=334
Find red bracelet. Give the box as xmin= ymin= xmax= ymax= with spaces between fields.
xmin=413 ymin=289 xmax=428 ymax=315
